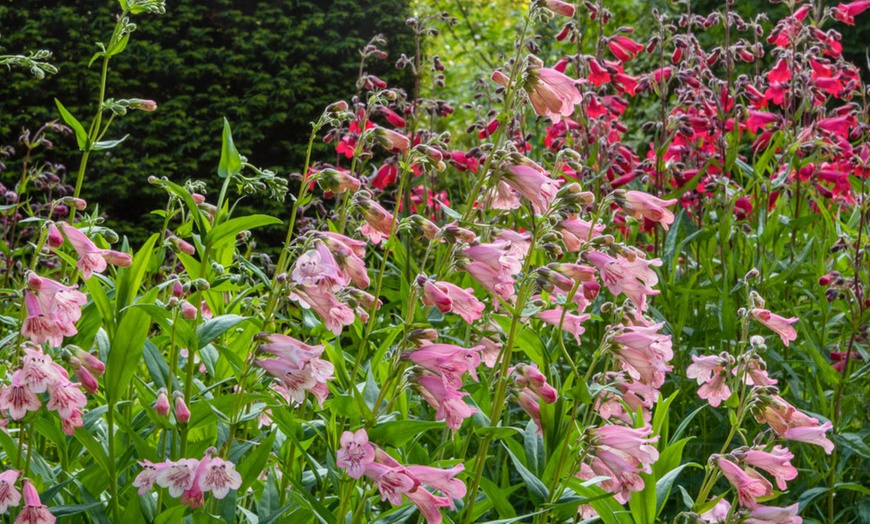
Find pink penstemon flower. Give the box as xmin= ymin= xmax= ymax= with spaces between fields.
xmin=198 ymin=456 xmax=242 ymax=499
xmin=420 ymin=277 xmax=485 ymax=323
xmin=687 ymin=353 xmax=733 ymax=407
xmin=0 ymin=470 xmax=21 ymax=513
xmin=21 ymin=292 xmax=71 ymax=348
xmin=750 ymin=308 xmax=798 ymax=346
xmin=744 ymin=503 xmax=802 ymax=524
xmin=289 ymin=284 xmax=356 ymax=336
xmin=556 ymin=216 xmax=606 ymax=251
xmin=46 ymin=379 xmax=87 ymax=435
xmin=538 ymin=307 xmax=590 ymax=344
xmin=619 ymin=190 xmax=678 ymax=230
xmin=502 ymin=164 xmax=563 ymax=214
xmin=738 ymin=445 xmax=798 ymax=490
xmin=0 ymin=371 xmax=41 ymax=420
xmin=405 ymin=343 xmax=482 ymax=388
xmin=337 ymin=429 xmax=376 ymax=479
xmin=585 ymin=250 xmax=661 ymax=312
xmin=716 ymin=456 xmax=773 ymax=508
xmin=417 ymin=375 xmax=478 ymax=431
xmin=27 ymin=272 xmax=86 ymax=327
xmin=57 ymin=222 xmax=132 ymax=279
xmin=15 ymin=480 xmax=55 ymax=524
xmin=292 ymin=243 xmax=343 ymax=287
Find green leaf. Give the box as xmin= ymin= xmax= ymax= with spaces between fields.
xmin=196 ymin=314 xmax=249 ymax=349
xmin=366 ymin=420 xmax=445 ymax=447
xmin=92 ymin=135 xmax=129 ymax=150
xmin=218 ymin=118 xmax=242 ymax=179
xmin=237 ymin=432 xmax=277 ymax=493
xmin=655 ymin=463 xmax=700 ymax=517
xmin=479 ymin=478 xmax=518 ymax=519
xmin=204 ymin=214 xmax=282 ymax=250
xmin=115 ymin=233 xmax=159 ymax=314
xmin=105 ymin=288 xmax=157 ymax=403
xmin=503 ymin=443 xmax=549 ymax=502
xmin=55 ymin=99 xmax=90 ymax=151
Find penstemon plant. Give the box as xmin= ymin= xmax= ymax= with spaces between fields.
xmin=1 ymin=0 xmax=869 ymax=523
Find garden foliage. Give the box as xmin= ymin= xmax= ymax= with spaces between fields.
xmin=0 ymin=0 xmax=868 ymax=523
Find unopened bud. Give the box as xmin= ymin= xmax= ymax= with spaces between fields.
xmin=180 ymin=301 xmax=198 ymax=320
xmin=155 ymin=389 xmax=170 ymax=416
xmin=174 ymin=392 xmax=190 ymax=423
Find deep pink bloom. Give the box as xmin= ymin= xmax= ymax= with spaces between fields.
xmin=741 ymin=446 xmax=798 ymax=490
xmin=154 ymin=389 xmax=171 ymax=417
xmin=784 ymin=421 xmax=835 ymax=454
xmin=511 ymin=364 xmax=558 ymax=404
xmin=373 ymin=126 xmax=410 ymax=152
xmin=542 ymin=0 xmax=575 ymax=17
xmin=716 ymin=457 xmax=773 ymax=508
xmin=58 ymin=222 xmax=131 ymax=279
xmin=337 ymin=429 xmax=376 ymax=479
xmin=15 ymin=480 xmax=55 ymax=524
xmin=46 ymin=223 xmax=64 ymax=249
xmin=750 ymin=309 xmax=798 ymax=346
xmin=0 ymin=469 xmax=21 ymax=513
xmin=768 ymin=58 xmax=791 ymax=83
xmin=421 ymin=279 xmax=484 ymax=323
xmin=588 ymin=59 xmax=611 ymax=86
xmin=417 ymin=375 xmax=478 ymax=431
xmin=834 ymin=0 xmax=870 ymax=24
xmin=745 ymin=110 xmax=779 ymax=134
xmin=174 ymin=393 xmax=191 ymax=423
xmin=608 ymin=36 xmax=644 ymax=62
xmin=516 ymin=389 xmax=542 ymax=429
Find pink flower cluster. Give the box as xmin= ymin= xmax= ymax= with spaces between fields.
xmin=255 ymin=333 xmax=335 ymax=407
xmin=0 ymin=346 xmax=96 ymax=435
xmin=133 ymin=448 xmax=241 ymax=508
xmin=21 ymin=273 xmax=86 ymax=348
xmin=577 ymin=425 xmax=660 ymax=504
xmin=336 ymin=429 xmax=466 ymax=524
xmin=405 ymin=343 xmax=483 ymax=431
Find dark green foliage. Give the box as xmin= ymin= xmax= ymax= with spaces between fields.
xmin=0 ymin=0 xmax=412 ymax=242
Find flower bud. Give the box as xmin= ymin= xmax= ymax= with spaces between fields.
xmin=75 ymin=348 xmax=106 ymax=376
xmin=155 ymin=389 xmax=170 ymax=416
xmin=181 ymin=300 xmax=198 ymax=320
xmin=47 ymin=223 xmax=65 ymax=249
xmin=408 ymin=328 xmax=439 ymax=346
xmin=174 ymin=392 xmax=190 ymax=423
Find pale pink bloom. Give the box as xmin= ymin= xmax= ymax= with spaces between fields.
xmin=318 ymin=231 xmax=366 ymax=258
xmin=549 ymin=263 xmax=596 ymax=283
xmin=503 ymin=164 xmax=562 ymax=214
xmin=610 ymin=324 xmax=672 ymax=388
xmin=58 ymin=222 xmax=132 ymax=279
xmin=0 ymin=371 xmax=41 ymax=420
xmin=363 ymin=463 xmax=418 ymax=506
xmin=60 ymin=411 xmax=83 ymax=436
xmin=181 ymin=456 xmax=209 ymax=509
xmin=594 ymin=448 xmax=646 ymax=498
xmin=405 ymin=344 xmax=482 ymax=388
xmin=20 ymin=347 xmax=68 ymax=394
xmin=741 ymin=446 xmax=798 ymax=490
xmin=750 ymin=309 xmax=798 ymax=346
xmin=315 ymin=168 xmax=361 ymax=194
xmin=741 ymin=359 xmax=777 ymax=386
xmin=621 ymin=191 xmax=678 ymax=229
xmin=180 ymin=301 xmax=198 ymax=320
xmin=686 ymin=354 xmax=727 ymax=385
xmin=0 ymin=469 xmax=21 ymax=513
xmin=479 ymin=337 xmax=501 ymax=368
xmin=257 ymin=357 xmax=334 ymax=407
xmin=594 ymin=425 xmax=660 ymax=468
xmin=372 ymin=126 xmax=410 ymax=152
xmin=594 ymin=373 xmax=655 ymax=425
xmin=461 ymin=241 xmax=521 ymax=276
xmin=405 ymin=486 xmax=451 ymax=524
xmin=752 ymin=394 xmax=819 ymax=435
xmin=437 ymin=282 xmax=485 ymax=323
xmin=46 ymin=380 xmax=86 ymax=421
xmin=512 ymin=364 xmax=558 ymax=404
xmin=27 ymin=273 xmax=86 ymax=327
xmin=576 ymin=458 xmax=628 ymax=503
xmin=337 ymin=429 xmax=375 ymax=479
xmin=133 ymin=460 xmax=171 ymax=495
xmin=15 ymin=480 xmax=55 ymax=524
xmin=290 ymin=284 xmax=356 ymax=336
xmin=489 ymin=180 xmax=521 ymax=211
xmin=417 ymin=375 xmax=477 ymax=431
xmin=613 ymin=323 xmax=673 ymax=362
xmin=459 ymin=260 xmax=515 ymax=300
xmin=292 ymin=243 xmax=343 ymax=287
xmin=785 ymin=421 xmax=835 ymax=455
xmin=744 ymin=503 xmax=802 ymax=524
xmin=716 ymin=457 xmax=772 ymax=508
xmin=494 ymin=229 xmax=531 ymax=260
xmin=258 ymin=334 xmax=324 ymax=369
xmin=525 ymin=66 xmax=582 ymax=123
xmin=405 ymin=464 xmax=466 ymax=507
xmin=698 ymin=371 xmax=731 ymax=408
xmin=699 ymin=498 xmax=731 ymax=523
xmin=586 ymin=250 xmax=661 ymax=311
xmin=21 ymin=292 xmax=68 ymax=348
xmin=538 ymin=307 xmax=590 ymax=343
xmin=156 ymin=459 xmax=199 ymax=498
xmin=199 ymin=457 xmax=241 ymax=499
xmin=557 ymin=217 xmax=605 ymax=251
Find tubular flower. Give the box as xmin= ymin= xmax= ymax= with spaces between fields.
xmin=523 ymin=65 xmax=582 ymax=123
xmin=15 ymin=480 xmax=55 ymax=524
xmin=417 ymin=375 xmax=478 ymax=431
xmin=686 ymin=353 xmax=733 ymax=407
xmin=749 ymin=309 xmax=798 ymax=346
xmin=420 ymin=278 xmax=485 ymax=323
xmin=337 ymin=429 xmax=375 ymax=479
xmin=58 ymin=222 xmax=132 ymax=279
xmin=619 ymin=191 xmax=678 ymax=229
xmin=502 ymin=164 xmax=563 ymax=214
xmin=289 ymin=284 xmax=356 ymax=336
xmin=716 ymin=457 xmax=772 ymax=508
xmin=0 ymin=470 xmax=21 ymax=514
xmin=585 ymin=251 xmax=661 ymax=312
xmin=405 ymin=344 xmax=482 ymax=388
xmin=739 ymin=446 xmax=798 ymax=490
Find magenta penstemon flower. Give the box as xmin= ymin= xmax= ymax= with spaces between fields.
xmin=337 ymin=429 xmax=375 ymax=479
xmin=419 ymin=277 xmax=485 ymax=323
xmin=0 ymin=470 xmax=21 ymax=513
xmin=417 ymin=375 xmax=478 ymax=431
xmin=405 ymin=344 xmax=482 ymax=388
